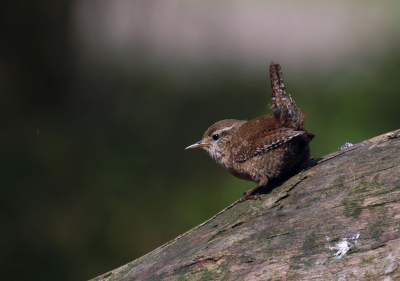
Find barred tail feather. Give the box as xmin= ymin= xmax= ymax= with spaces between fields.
xmin=269 ymin=63 xmax=306 ymax=130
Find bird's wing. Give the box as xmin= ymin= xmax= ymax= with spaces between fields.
xmin=232 ymin=126 xmax=305 ymax=162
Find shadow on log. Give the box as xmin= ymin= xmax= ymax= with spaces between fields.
xmin=91 ymin=130 xmax=400 ymax=281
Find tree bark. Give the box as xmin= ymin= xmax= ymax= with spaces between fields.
xmin=91 ymin=130 xmax=400 ymax=281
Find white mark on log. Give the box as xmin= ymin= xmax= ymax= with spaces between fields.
xmin=329 ymin=240 xmax=350 ymax=259
xmin=328 ymin=232 xmax=360 ymax=259
xmin=338 ymin=142 xmax=356 ymax=150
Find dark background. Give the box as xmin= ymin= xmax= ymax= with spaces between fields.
xmin=1 ymin=1 xmax=400 ymax=280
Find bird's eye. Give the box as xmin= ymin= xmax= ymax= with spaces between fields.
xmin=212 ymin=134 xmax=219 ymax=141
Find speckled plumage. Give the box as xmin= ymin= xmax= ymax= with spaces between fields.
xmin=186 ymin=62 xmax=314 ymax=202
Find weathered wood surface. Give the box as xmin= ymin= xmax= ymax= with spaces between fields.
xmin=91 ymin=130 xmax=400 ymax=281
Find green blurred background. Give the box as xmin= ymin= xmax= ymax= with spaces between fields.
xmin=1 ymin=1 xmax=400 ymax=280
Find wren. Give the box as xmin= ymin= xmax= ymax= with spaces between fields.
xmin=186 ymin=62 xmax=314 ymax=202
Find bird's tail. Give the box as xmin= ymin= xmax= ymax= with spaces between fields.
xmin=269 ymin=62 xmax=306 ymax=130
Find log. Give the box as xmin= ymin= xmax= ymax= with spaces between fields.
xmin=91 ymin=130 xmax=400 ymax=281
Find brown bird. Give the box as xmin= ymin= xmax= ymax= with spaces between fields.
xmin=186 ymin=63 xmax=314 ymax=202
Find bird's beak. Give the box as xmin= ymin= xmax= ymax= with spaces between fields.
xmin=185 ymin=141 xmax=210 ymax=150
